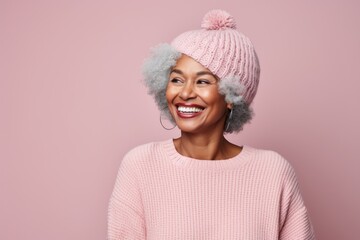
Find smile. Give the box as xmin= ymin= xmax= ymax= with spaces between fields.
xmin=177 ymin=106 xmax=204 ymax=113
xmin=175 ymin=104 xmax=205 ymax=118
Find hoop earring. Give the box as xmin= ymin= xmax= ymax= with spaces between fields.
xmin=160 ymin=113 xmax=176 ymax=130
xmin=225 ymin=108 xmax=233 ymax=132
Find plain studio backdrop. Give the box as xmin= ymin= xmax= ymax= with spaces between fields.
xmin=1 ymin=0 xmax=359 ymax=239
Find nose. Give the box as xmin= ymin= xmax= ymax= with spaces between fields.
xmin=179 ymin=81 xmax=196 ymax=100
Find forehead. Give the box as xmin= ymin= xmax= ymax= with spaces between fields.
xmin=171 ymin=54 xmax=217 ymax=79
xmin=174 ymin=54 xmax=210 ymax=71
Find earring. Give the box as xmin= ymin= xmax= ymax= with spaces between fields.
xmin=225 ymin=108 xmax=233 ymax=132
xmin=160 ymin=113 xmax=176 ymax=130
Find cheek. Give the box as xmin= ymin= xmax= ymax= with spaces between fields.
xmin=198 ymin=87 xmax=215 ymax=100
xmin=201 ymin=88 xmax=225 ymax=105
xmin=165 ymin=85 xmax=176 ymax=103
xmin=207 ymin=90 xmax=228 ymax=113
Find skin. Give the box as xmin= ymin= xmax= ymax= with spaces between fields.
xmin=166 ymin=54 xmax=242 ymax=160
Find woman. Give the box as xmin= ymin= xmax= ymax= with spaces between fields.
xmin=108 ymin=9 xmax=315 ymax=239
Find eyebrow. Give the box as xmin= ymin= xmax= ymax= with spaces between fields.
xmin=170 ymin=68 xmax=216 ymax=78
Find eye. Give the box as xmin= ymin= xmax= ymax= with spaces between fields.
xmin=196 ymin=79 xmax=211 ymax=85
xmin=170 ymin=78 xmax=183 ymax=84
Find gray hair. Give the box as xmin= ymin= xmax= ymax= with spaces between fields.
xmin=142 ymin=43 xmax=253 ymax=134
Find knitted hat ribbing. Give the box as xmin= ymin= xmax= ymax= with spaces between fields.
xmin=170 ymin=9 xmax=260 ymax=105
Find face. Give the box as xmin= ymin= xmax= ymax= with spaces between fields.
xmin=166 ymin=55 xmax=230 ymax=134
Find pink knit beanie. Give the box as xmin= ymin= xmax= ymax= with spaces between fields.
xmin=171 ymin=9 xmax=260 ymax=105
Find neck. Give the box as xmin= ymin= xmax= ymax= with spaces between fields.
xmin=174 ymin=131 xmax=241 ymax=160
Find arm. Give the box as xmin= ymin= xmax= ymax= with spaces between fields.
xmin=107 ymin=153 xmax=146 ymax=240
xmin=279 ymin=163 xmax=315 ymax=240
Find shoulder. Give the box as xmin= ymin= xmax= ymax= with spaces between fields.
xmin=123 ymin=140 xmax=167 ymax=158
xmin=247 ymin=146 xmax=290 ymax=166
xmin=245 ymin=146 xmax=302 ymax=198
xmin=246 ymin=146 xmax=297 ymax=179
xmin=120 ymin=140 xmax=169 ymax=167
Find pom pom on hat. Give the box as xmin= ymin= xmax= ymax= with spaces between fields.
xmin=201 ymin=9 xmax=236 ymax=30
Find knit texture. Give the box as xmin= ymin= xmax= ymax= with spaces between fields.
xmin=171 ymin=9 xmax=260 ymax=104
xmin=108 ymin=140 xmax=315 ymax=239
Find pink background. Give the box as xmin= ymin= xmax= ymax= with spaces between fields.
xmin=1 ymin=0 xmax=359 ymax=239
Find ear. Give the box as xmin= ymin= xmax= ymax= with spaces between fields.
xmin=226 ymin=102 xmax=233 ymax=110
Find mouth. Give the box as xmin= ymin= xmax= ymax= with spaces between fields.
xmin=175 ymin=104 xmax=205 ymax=118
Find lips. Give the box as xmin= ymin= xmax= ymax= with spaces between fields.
xmin=175 ymin=103 xmax=205 ymax=118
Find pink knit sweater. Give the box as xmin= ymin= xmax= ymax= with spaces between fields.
xmin=107 ymin=140 xmax=315 ymax=239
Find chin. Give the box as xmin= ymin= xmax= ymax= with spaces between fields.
xmin=175 ymin=123 xmax=199 ymax=133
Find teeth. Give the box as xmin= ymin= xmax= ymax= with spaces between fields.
xmin=177 ymin=106 xmax=203 ymax=113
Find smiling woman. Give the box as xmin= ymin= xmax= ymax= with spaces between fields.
xmin=107 ymin=9 xmax=315 ymax=239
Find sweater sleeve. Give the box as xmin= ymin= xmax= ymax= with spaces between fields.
xmin=279 ymin=161 xmax=316 ymax=240
xmin=107 ymin=152 xmax=146 ymax=240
